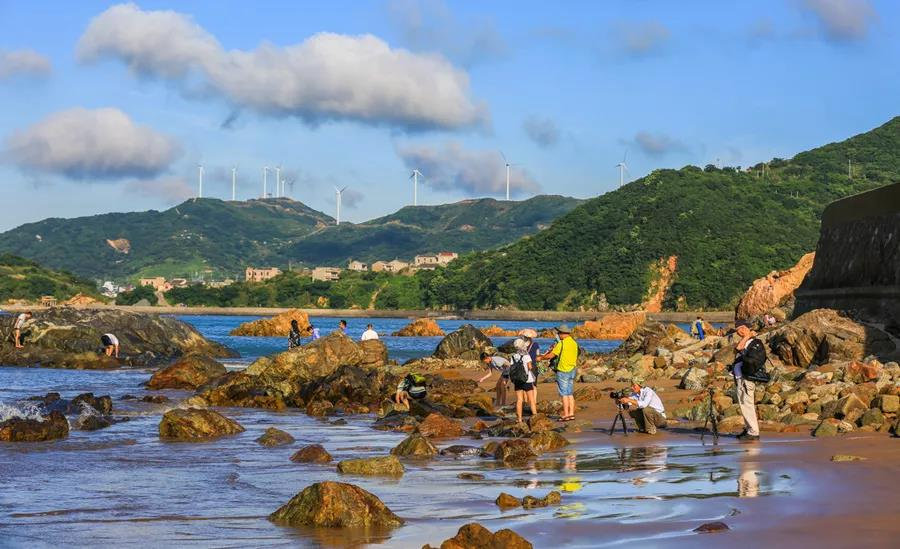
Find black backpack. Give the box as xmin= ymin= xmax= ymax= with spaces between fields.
xmin=741 ymin=339 xmax=770 ymax=383
xmin=508 ymin=355 xmax=529 ymax=384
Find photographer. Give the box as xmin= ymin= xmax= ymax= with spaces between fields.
xmin=620 ymin=376 xmax=667 ymax=434
xmin=730 ymin=321 xmax=762 ymax=441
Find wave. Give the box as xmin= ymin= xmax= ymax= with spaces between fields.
xmin=0 ymin=401 xmax=47 ymax=422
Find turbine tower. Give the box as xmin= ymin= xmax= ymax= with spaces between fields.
xmin=231 ymin=166 xmax=237 ymax=201
xmin=410 ymin=169 xmax=423 ymax=206
xmin=275 ymin=166 xmax=281 ymax=198
xmin=616 ymin=151 xmax=629 ymax=187
xmin=262 ymin=166 xmax=269 ymax=198
xmin=197 ymin=164 xmax=204 ymax=198
xmin=334 ymin=186 xmax=348 ymax=225
xmin=500 ymin=151 xmax=521 ymax=200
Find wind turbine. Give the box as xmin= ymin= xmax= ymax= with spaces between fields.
xmin=275 ymin=166 xmax=282 ymax=198
xmin=499 ymin=152 xmax=522 ymax=200
xmin=197 ymin=164 xmax=204 ymax=198
xmin=410 ymin=169 xmax=423 ymax=206
xmin=286 ymin=177 xmax=295 ymax=199
xmin=231 ymin=166 xmax=237 ymax=201
xmin=334 ymin=186 xmax=348 ymax=225
xmin=615 ymin=152 xmax=630 ymax=187
xmin=262 ymin=166 xmax=269 ymax=198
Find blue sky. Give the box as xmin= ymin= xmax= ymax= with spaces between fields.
xmin=0 ymin=0 xmax=897 ymax=230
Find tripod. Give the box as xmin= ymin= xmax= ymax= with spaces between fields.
xmin=700 ymin=386 xmax=719 ymax=445
xmin=609 ymin=401 xmax=630 ymax=436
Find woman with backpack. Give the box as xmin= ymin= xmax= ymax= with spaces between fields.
xmin=509 ymin=338 xmax=537 ymax=424
xmin=288 ymin=319 xmax=303 ymax=349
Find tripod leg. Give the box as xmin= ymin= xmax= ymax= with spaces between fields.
xmin=620 ymin=411 xmax=629 ymax=436
xmin=609 ymin=412 xmax=618 ymax=436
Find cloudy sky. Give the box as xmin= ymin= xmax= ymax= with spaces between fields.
xmin=0 ymin=0 xmax=898 ymax=230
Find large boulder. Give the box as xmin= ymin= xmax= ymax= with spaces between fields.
xmin=573 ymin=312 xmax=647 ymax=340
xmin=256 ymin=427 xmax=295 ymax=447
xmin=423 ymin=522 xmax=532 ymax=549
xmin=359 ymin=339 xmax=389 ymax=368
xmin=0 ymin=308 xmax=234 ymax=369
xmin=229 ymin=309 xmax=311 ymax=336
xmin=269 ymin=481 xmax=403 ymax=528
xmin=767 ymin=309 xmax=895 ymax=368
xmin=147 ymin=355 xmax=227 ymax=390
xmin=336 ymin=455 xmax=404 ymax=477
xmin=434 ymin=324 xmax=493 ymax=360
xmin=735 ymin=252 xmax=815 ymax=319
xmin=493 ymin=438 xmax=537 ymax=464
xmin=390 ymin=434 xmax=438 ymax=457
xmin=617 ymin=321 xmax=692 ymax=357
xmin=392 ymin=318 xmax=445 ymax=337
xmin=680 ymin=367 xmax=709 ymax=391
xmin=0 ymin=410 xmax=69 ymax=442
xmin=290 ymin=444 xmax=332 ymax=463
xmin=416 ymin=413 xmax=464 ymax=438
xmin=158 ymin=408 xmax=244 ymax=440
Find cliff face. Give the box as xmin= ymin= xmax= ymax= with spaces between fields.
xmin=795 ymin=182 xmax=900 ymax=327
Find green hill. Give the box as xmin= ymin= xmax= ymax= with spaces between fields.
xmin=0 ymin=254 xmax=102 ymax=303
xmin=287 ymin=195 xmax=584 ymax=264
xmin=419 ymin=116 xmax=900 ymax=310
xmin=0 ymin=195 xmax=582 ymax=281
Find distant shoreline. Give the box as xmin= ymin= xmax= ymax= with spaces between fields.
xmin=1 ymin=304 xmax=734 ymax=323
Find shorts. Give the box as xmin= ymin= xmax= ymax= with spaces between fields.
xmin=556 ymin=369 xmax=576 ymax=396
xmin=101 ymin=334 xmax=113 ymax=346
xmin=513 ymin=380 xmax=534 ymax=392
xmin=408 ymin=390 xmax=427 ymax=400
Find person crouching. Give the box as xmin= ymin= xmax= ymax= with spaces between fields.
xmin=394 ymin=373 xmax=427 ymax=407
xmin=100 ymin=333 xmax=119 ymax=358
xmin=479 ymin=351 xmax=511 ymax=409
xmin=620 ymin=376 xmax=667 ymax=434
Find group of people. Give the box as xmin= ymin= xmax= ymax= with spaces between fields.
xmin=8 ymin=310 xmax=119 ymax=357
xmin=287 ymin=319 xmax=378 ymax=349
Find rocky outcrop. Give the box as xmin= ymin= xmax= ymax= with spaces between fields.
xmin=642 ymin=255 xmax=678 ymax=313
xmin=290 ymin=444 xmax=332 ymax=463
xmin=390 ymin=434 xmax=438 ymax=457
xmin=0 ymin=410 xmax=69 ymax=442
xmin=423 ymin=523 xmax=532 ymax=549
xmin=573 ymin=312 xmax=647 ymax=340
xmin=63 ymin=293 xmax=103 ymax=307
xmin=269 ymin=481 xmax=403 ymax=528
xmin=359 ymin=339 xmax=389 ymax=367
xmin=480 ymin=325 xmax=518 ymax=338
xmin=147 ymin=355 xmax=226 ymax=390
xmin=617 ymin=320 xmax=692 ymax=357
xmin=416 ymin=413 xmax=464 ymax=438
xmin=336 ymin=455 xmax=404 ymax=477
xmin=736 ymin=252 xmax=815 ymax=319
xmin=256 ymin=427 xmax=295 ymax=447
xmin=0 ymin=308 xmax=234 ymax=369
xmin=158 ymin=408 xmax=244 ymax=440
xmin=433 ymin=324 xmax=493 ymax=360
xmin=392 ymin=318 xmax=445 ymax=337
xmin=229 ymin=309 xmax=311 ymax=337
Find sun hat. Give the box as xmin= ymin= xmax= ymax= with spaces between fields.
xmin=517 ymin=328 xmax=538 ymax=339
xmin=631 ymin=375 xmax=645 ymax=386
xmin=513 ymin=338 xmax=528 ymax=352
xmin=555 ymin=324 xmax=572 ymax=334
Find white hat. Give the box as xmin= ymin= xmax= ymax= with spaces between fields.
xmin=513 ymin=338 xmax=528 ymax=352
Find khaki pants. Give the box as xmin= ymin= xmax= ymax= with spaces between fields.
xmin=736 ymin=377 xmax=759 ymax=436
xmin=629 ymin=407 xmax=667 ymax=434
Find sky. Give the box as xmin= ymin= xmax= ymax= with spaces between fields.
xmin=0 ymin=0 xmax=898 ymax=230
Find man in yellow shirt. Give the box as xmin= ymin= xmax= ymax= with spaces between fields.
xmin=539 ymin=324 xmax=579 ymax=421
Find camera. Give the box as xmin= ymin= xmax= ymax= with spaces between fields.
xmin=609 ymin=390 xmax=627 ymax=400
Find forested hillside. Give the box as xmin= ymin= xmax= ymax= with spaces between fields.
xmin=0 ymin=254 xmax=101 ymax=303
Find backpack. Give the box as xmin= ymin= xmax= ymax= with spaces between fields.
xmin=508 ymin=355 xmax=529 ymax=384
xmin=741 ymin=339 xmax=770 ymax=383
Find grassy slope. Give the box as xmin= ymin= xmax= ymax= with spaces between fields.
xmin=0 ymin=253 xmax=102 ymax=302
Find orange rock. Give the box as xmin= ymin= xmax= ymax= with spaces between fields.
xmin=480 ymin=325 xmax=517 ymax=337
xmin=416 ymin=413 xmax=464 ymax=438
xmin=735 ymin=252 xmax=815 ymax=319
xmin=642 ymin=255 xmax=678 ymax=313
xmin=229 ymin=309 xmax=311 ymax=337
xmin=392 ymin=318 xmax=445 ymax=337
xmin=572 ymin=311 xmax=647 ymax=340
xmin=63 ymin=293 xmax=103 ymax=307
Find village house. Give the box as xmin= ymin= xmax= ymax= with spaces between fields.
xmin=311 ymin=267 xmax=342 ymax=281
xmin=436 ymin=251 xmax=459 ymax=266
xmin=245 ymin=266 xmax=282 ymax=282
xmin=347 ymin=259 xmax=368 ymax=271
xmin=139 ymin=277 xmax=171 ymax=292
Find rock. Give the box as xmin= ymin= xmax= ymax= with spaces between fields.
xmin=245 ymin=331 xmax=364 ymax=383
xmin=495 ymin=492 xmax=521 ymax=508
xmin=269 ymin=481 xmax=403 ymax=528
xmin=305 ymin=400 xmax=334 ymax=416
xmin=831 ymin=454 xmax=866 ymax=462
xmin=229 ymin=309 xmax=311 ymax=337
xmin=494 ymin=438 xmax=537 ymax=464
xmin=0 ymin=411 xmax=69 ymax=442
xmin=736 ymin=252 xmax=815 ymax=319
xmin=427 ymin=523 xmax=532 ymax=549
xmin=141 ymin=395 xmax=169 ymax=403
xmin=75 ymin=412 xmax=114 ymax=431
xmin=390 ymin=434 xmax=438 ymax=457
xmin=70 ymin=393 xmax=113 ymax=415
xmin=192 ymin=372 xmax=287 ymax=410
xmin=290 ymin=444 xmax=332 ymax=463
xmin=573 ymin=312 xmax=647 ymax=340
xmin=873 ymin=394 xmax=899 ymax=413
xmin=694 ymin=521 xmax=730 ymax=533
xmin=158 ymin=408 xmax=244 ymax=440
xmin=392 ymin=318 xmax=445 ymax=337
xmin=858 ymin=408 xmax=884 ymax=427
xmin=358 ymin=339 xmax=388 ymax=367
xmin=812 ymin=418 xmax=856 ymax=437
xmin=457 ymin=473 xmax=485 ymax=480
xmin=416 ymin=413 xmax=464 ymax=438
xmin=336 ymin=455 xmax=404 ymax=477
xmin=440 ymin=445 xmax=483 ymax=457
xmin=433 ymin=324 xmax=493 ymax=360
xmin=573 ymin=386 xmax=609 ymax=401
xmin=373 ymin=413 xmax=419 ymax=432
xmin=529 ymin=431 xmax=570 ymax=453
xmin=256 ymin=427 xmax=295 ymax=447
xmin=147 ymin=355 xmax=227 ymax=390
xmin=617 ymin=320 xmax=692 ymax=357
xmin=526 ymin=413 xmax=555 ymax=433
xmin=480 ymin=325 xmax=518 ymax=338
xmin=522 ymin=491 xmax=562 ymax=509
xmin=679 ymin=367 xmax=709 ymax=391
xmin=822 ymin=394 xmax=868 ymax=419
xmin=0 ymin=308 xmax=234 ymax=369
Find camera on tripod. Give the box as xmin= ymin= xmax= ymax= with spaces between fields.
xmin=609 ymin=390 xmax=630 ymax=406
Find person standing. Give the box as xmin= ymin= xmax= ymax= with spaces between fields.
xmin=361 ymin=323 xmax=379 ymax=341
xmin=13 ymin=311 xmax=31 ymax=349
xmin=338 ymin=319 xmax=348 ymax=334
xmin=510 ymin=338 xmax=537 ymax=424
xmin=691 ymin=317 xmax=705 ymax=340
xmin=479 ymin=351 xmax=511 ymax=409
xmin=539 ymin=325 xmax=579 ymax=422
xmin=288 ymin=319 xmax=303 ymax=349
xmin=621 ymin=376 xmax=667 ymax=434
xmin=100 ymin=333 xmax=119 ymax=358
xmin=309 ymin=324 xmax=321 ymax=340
xmin=732 ymin=321 xmax=761 ymax=441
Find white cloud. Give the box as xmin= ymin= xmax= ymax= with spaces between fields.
xmin=396 ymin=142 xmax=540 ymax=196
xmin=386 ymin=0 xmax=507 ymax=67
xmin=4 ymin=107 xmax=180 ymax=179
xmin=616 ymin=21 xmax=670 ymax=56
xmin=522 ymin=115 xmax=560 ymax=148
xmin=77 ymin=3 xmax=487 ymax=131
xmin=632 ymin=131 xmax=687 ymax=156
xmin=125 ymin=176 xmax=193 ymax=203
xmin=0 ymin=49 xmax=52 ymax=79
xmin=801 ymin=0 xmax=876 ymax=41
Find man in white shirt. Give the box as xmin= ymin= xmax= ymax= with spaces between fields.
xmin=101 ymin=333 xmax=119 ymax=358
xmin=13 ymin=311 xmax=32 ymax=349
xmin=622 ymin=376 xmax=667 ymax=434
xmin=360 ymin=324 xmax=379 ymax=341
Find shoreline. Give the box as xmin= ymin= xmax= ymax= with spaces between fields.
xmin=1 ymin=304 xmax=735 ymax=323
